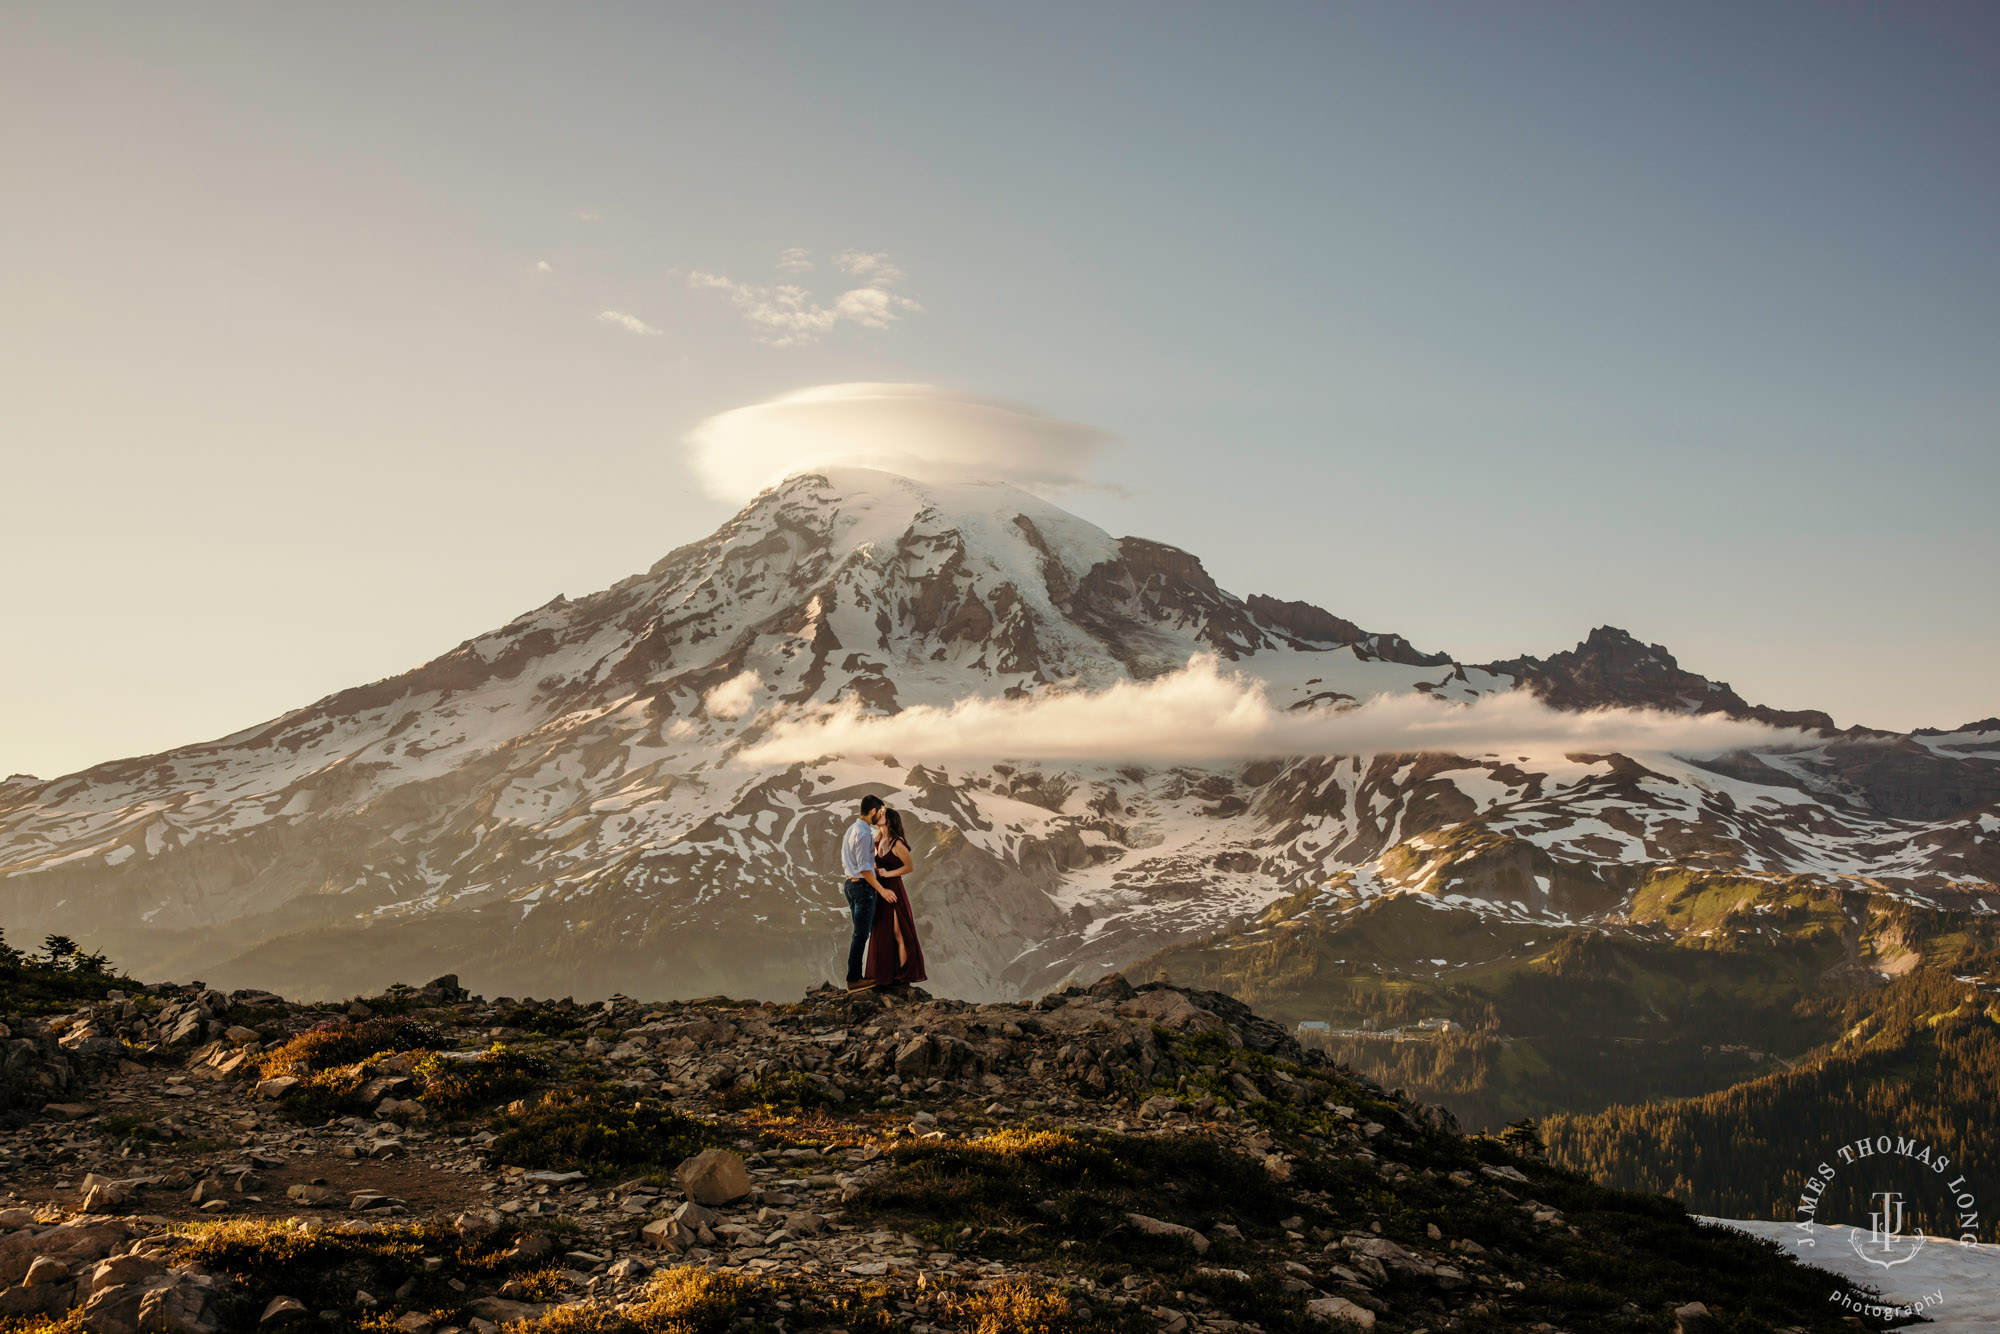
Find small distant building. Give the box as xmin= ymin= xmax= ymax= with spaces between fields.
xmin=1415 ymin=1016 xmax=1460 ymax=1033
xmin=1296 ymin=1020 xmax=1330 ymax=1034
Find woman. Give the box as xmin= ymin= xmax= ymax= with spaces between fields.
xmin=867 ymin=807 xmax=927 ymax=989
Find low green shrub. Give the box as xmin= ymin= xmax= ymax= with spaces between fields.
xmin=488 ymin=1090 xmax=717 ymax=1177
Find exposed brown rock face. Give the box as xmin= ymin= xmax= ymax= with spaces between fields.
xmin=1479 ymin=626 xmax=1837 ymax=731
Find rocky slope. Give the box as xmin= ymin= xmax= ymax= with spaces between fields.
xmin=0 ymin=969 xmax=1904 ymax=1334
xmin=1 ymin=469 xmax=1995 ymax=1003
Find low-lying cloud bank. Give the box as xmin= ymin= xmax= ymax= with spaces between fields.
xmin=734 ymin=655 xmax=1808 ymax=767
xmin=685 ymin=383 xmax=1116 ymax=501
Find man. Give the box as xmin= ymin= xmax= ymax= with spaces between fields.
xmin=842 ymin=795 xmax=895 ymax=992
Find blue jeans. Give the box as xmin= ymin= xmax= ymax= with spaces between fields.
xmin=843 ymin=879 xmax=876 ymax=982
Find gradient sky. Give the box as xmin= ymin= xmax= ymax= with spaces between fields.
xmin=4 ymin=3 xmax=1997 ymax=781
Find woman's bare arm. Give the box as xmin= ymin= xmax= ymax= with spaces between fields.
xmin=891 ymin=839 xmax=916 ymax=876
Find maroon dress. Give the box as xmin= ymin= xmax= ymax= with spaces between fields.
xmin=867 ymin=840 xmax=928 ymax=988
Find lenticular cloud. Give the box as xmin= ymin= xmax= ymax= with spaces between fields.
xmin=733 ymin=654 xmax=1807 ymax=767
xmin=684 ymin=383 xmax=1116 ymax=501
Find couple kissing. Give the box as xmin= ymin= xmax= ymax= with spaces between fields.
xmin=841 ymin=794 xmax=928 ymax=993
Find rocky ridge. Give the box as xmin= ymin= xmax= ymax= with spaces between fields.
xmin=0 ymin=971 xmax=1894 ymax=1334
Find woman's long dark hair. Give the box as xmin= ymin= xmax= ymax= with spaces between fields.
xmin=883 ymin=807 xmax=908 ymax=846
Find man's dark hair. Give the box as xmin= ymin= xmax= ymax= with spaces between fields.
xmin=860 ymin=795 xmax=885 ymax=817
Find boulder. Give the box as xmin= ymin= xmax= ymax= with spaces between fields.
xmin=82 ymin=1255 xmax=165 ymax=1300
xmin=23 ymin=1258 xmax=70 ymax=1286
xmin=0 ymin=1277 xmax=74 ymax=1318
xmin=1087 ymin=973 xmax=1135 ymax=1001
xmin=44 ymin=1103 xmax=95 ymax=1121
xmin=1675 ymin=1303 xmax=1719 ymax=1334
xmin=0 ymin=1209 xmax=34 ymax=1229
xmin=1138 ymin=1094 xmax=1180 ymax=1120
xmin=453 ymin=1211 xmax=501 ymax=1240
xmin=81 ymin=1185 xmax=129 ymax=1213
xmin=1124 ymin=1212 xmax=1209 ymax=1254
xmin=1114 ymin=990 xmax=1236 ymax=1043
xmin=670 ymin=1202 xmax=721 ymax=1229
xmin=892 ymin=1037 xmax=933 ymax=1081
xmin=674 ymin=1149 xmax=752 ymax=1205
xmin=253 ymin=1078 xmax=300 ymax=1100
xmin=259 ymin=1297 xmax=306 ymax=1325
xmin=1305 ymin=1296 xmax=1375 ymax=1329
xmin=81 ymin=1279 xmax=153 ymax=1334
xmin=222 ymin=1027 xmax=261 ymax=1048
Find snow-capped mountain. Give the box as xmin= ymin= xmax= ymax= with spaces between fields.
xmin=2 ymin=469 xmax=1996 ymax=1001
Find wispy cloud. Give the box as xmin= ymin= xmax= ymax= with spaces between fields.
xmin=573 ymin=209 xmax=601 ymax=222
xmin=734 ymin=654 xmax=1808 ymax=767
xmin=684 ymin=383 xmax=1117 ymax=499
xmin=690 ymin=250 xmax=920 ymax=346
xmin=597 ymin=309 xmax=661 ymax=336
xmin=834 ymin=250 xmax=905 ymax=284
xmin=535 ymin=260 xmax=553 ymax=274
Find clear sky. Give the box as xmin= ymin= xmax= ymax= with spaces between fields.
xmin=4 ymin=3 xmax=1996 ymax=781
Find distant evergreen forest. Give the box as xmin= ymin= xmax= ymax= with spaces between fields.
xmin=1544 ymin=967 xmax=2000 ymax=1242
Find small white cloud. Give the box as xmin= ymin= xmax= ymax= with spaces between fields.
xmin=573 ymin=209 xmax=601 ymax=221
xmin=834 ymin=250 xmax=906 ymax=284
xmin=833 ymin=287 xmax=921 ymax=330
xmin=689 ymin=271 xmax=919 ymax=347
xmin=736 ymin=654 xmax=1809 ymax=767
xmin=535 ymin=260 xmax=553 ymax=273
xmin=776 ymin=248 xmax=814 ymax=273
xmin=598 ymin=309 xmax=661 ymax=337
xmin=684 ymin=382 xmax=1116 ymax=500
xmin=704 ymin=670 xmax=762 ymax=720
